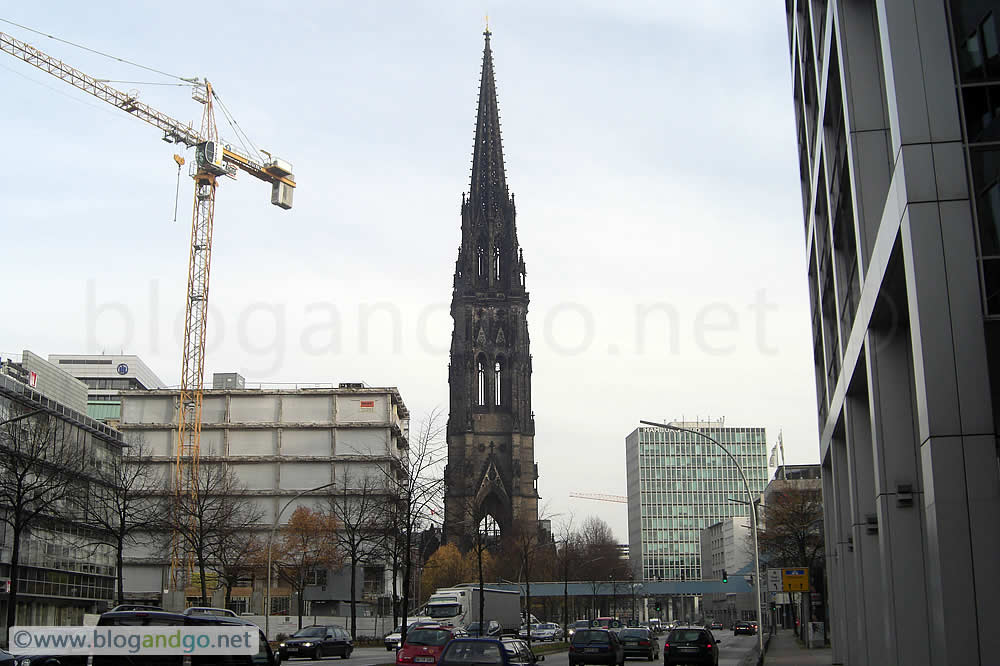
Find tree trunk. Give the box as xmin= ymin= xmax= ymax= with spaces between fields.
xmin=350 ymin=557 xmax=358 ymax=639
xmin=477 ymin=545 xmax=484 ymax=633
xmin=116 ymin=541 xmax=125 ymax=607
xmin=391 ymin=540 xmax=400 ymax=627
xmin=6 ymin=520 xmax=23 ymax=634
xmin=400 ymin=528 xmax=411 ymax=647
xmin=298 ymin=581 xmax=306 ymax=630
xmin=198 ymin=556 xmax=209 ymax=606
xmin=225 ymin=584 xmax=233 ymax=612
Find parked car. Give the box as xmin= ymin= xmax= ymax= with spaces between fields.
xmin=568 ymin=620 xmax=591 ymax=639
xmin=732 ymin=621 xmax=755 ymax=636
xmin=663 ymin=627 xmax=719 ymax=666
xmin=93 ymin=609 xmax=280 ymax=665
xmin=278 ymin=624 xmax=353 ymax=660
xmin=396 ymin=625 xmax=460 ymax=665
xmin=438 ymin=638 xmax=543 ymax=666
xmin=529 ymin=623 xmax=563 ymax=641
xmin=182 ymin=607 xmax=238 ymax=618
xmin=568 ymin=628 xmax=624 ymax=666
xmin=617 ymin=627 xmax=658 ymax=661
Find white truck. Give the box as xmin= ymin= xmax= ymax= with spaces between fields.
xmin=416 ymin=585 xmax=521 ymax=635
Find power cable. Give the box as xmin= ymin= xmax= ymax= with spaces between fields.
xmin=0 ymin=17 xmax=190 ymax=82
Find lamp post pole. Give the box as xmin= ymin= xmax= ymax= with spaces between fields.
xmin=264 ymin=481 xmax=339 ymax=639
xmin=640 ymin=420 xmax=765 ymax=663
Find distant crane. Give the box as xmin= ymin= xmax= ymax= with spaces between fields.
xmin=1 ymin=30 xmax=297 ymax=593
xmin=569 ymin=492 xmax=628 ymax=504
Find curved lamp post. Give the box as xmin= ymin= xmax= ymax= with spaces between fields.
xmin=265 ymin=481 xmax=339 ymax=639
xmin=640 ymin=420 xmax=764 ymax=662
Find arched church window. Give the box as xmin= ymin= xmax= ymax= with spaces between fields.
xmin=477 ymin=356 xmax=487 ymax=406
xmin=494 ymin=358 xmax=503 ymax=406
xmin=494 ymin=246 xmax=501 ymax=281
xmin=477 ymin=246 xmax=485 ymax=278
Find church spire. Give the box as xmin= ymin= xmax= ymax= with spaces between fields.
xmin=470 ymin=27 xmax=507 ymax=210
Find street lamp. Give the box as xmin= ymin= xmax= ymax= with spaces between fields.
xmin=640 ymin=420 xmax=764 ymax=662
xmin=265 ymin=481 xmax=339 ymax=638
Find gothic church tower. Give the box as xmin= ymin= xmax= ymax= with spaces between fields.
xmin=443 ymin=28 xmax=538 ymax=548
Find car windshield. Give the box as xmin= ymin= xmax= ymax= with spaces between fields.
xmin=667 ymin=630 xmax=706 ymax=643
xmin=573 ymin=621 xmax=591 ymax=628
xmin=407 ymin=629 xmax=452 ymax=646
xmin=427 ymin=604 xmax=462 ymax=619
xmin=619 ymin=629 xmax=646 ymax=638
xmin=572 ymin=630 xmax=608 ymax=644
xmin=442 ymin=641 xmax=503 ymax=665
xmin=292 ymin=627 xmax=327 ymax=638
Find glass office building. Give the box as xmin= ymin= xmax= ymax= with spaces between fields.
xmin=625 ymin=421 xmax=767 ymax=582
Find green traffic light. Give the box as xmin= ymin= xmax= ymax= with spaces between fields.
xmin=722 ymin=569 xmax=728 ymax=583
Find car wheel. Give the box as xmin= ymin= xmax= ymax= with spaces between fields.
xmin=313 ymin=645 xmax=323 ymax=660
xmin=341 ymin=647 xmax=351 ymax=659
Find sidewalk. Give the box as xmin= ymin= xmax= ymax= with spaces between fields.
xmin=763 ymin=629 xmax=833 ymax=665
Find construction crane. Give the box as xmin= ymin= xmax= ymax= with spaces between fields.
xmin=1 ymin=30 xmax=297 ymax=593
xmin=570 ymin=492 xmax=628 ymax=504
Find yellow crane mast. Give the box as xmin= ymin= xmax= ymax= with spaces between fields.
xmin=1 ymin=30 xmax=297 ymax=595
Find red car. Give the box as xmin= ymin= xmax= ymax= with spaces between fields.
xmin=396 ymin=625 xmax=459 ymax=666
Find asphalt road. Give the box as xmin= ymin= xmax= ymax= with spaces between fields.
xmin=281 ymin=633 xmax=759 ymax=666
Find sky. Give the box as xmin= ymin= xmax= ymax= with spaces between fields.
xmin=1 ymin=2 xmax=814 ymax=541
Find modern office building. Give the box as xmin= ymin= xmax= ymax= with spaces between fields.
xmin=1 ymin=350 xmax=88 ymax=413
xmin=784 ymin=2 xmax=1000 ymax=663
xmin=0 ymin=362 xmax=123 ymax=626
xmin=47 ymin=354 xmax=166 ymax=423
xmin=625 ymin=420 xmax=767 ymax=583
xmin=116 ymin=378 xmax=409 ymax=615
xmin=699 ymin=517 xmax=755 ymax=625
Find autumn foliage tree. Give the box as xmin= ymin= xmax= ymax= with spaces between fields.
xmin=274 ymin=506 xmax=340 ymax=628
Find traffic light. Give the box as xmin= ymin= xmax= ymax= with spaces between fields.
xmin=655 ymin=601 xmax=661 ymax=612
xmin=722 ymin=569 xmax=728 ymax=583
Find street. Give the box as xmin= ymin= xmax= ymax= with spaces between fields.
xmin=296 ymin=633 xmax=761 ymax=666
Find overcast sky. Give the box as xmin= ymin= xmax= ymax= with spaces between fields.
xmin=1 ymin=2 xmax=813 ymax=541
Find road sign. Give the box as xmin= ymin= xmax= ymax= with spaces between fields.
xmin=782 ymin=568 xmax=809 ymax=592
xmin=767 ymin=568 xmax=783 ymax=593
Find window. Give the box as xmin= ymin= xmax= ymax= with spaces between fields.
xmin=494 ymin=246 xmax=502 ymax=281
xmin=477 ymin=246 xmax=485 ymax=278
xmin=494 ymin=358 xmax=503 ymax=406
xmin=477 ymin=356 xmax=487 ymax=406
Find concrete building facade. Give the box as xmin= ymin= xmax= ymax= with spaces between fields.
xmin=699 ymin=517 xmax=755 ymax=625
xmin=117 ymin=381 xmax=409 ymax=615
xmin=625 ymin=421 xmax=767 ymax=583
xmin=784 ymin=2 xmax=1000 ymax=663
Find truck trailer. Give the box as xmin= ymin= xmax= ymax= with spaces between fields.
xmin=416 ymin=585 xmax=521 ymax=634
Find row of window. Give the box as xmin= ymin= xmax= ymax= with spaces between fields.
xmin=476 ymin=356 xmax=506 ymax=407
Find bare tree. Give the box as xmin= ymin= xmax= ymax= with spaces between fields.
xmin=385 ymin=410 xmax=445 ymax=643
xmin=273 ymin=506 xmax=339 ymax=628
xmin=166 ymin=462 xmax=261 ymax=604
xmin=326 ymin=471 xmax=391 ymax=639
xmin=0 ymin=409 xmax=87 ymax=633
xmin=76 ymin=434 xmax=163 ymax=606
xmin=553 ymin=514 xmax=580 ymax=637
xmin=504 ymin=516 xmax=553 ymax=646
xmin=211 ymin=530 xmax=264 ymax=613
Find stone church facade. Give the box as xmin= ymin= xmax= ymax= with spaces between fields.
xmin=443 ymin=29 xmax=538 ymax=548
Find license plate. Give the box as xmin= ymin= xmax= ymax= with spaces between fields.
xmin=679 ymin=647 xmax=698 ymax=652
xmin=288 ymin=648 xmax=298 ymax=653
xmin=626 ymin=641 xmax=637 ymax=645
xmin=415 ymin=657 xmax=434 ymax=663
xmin=585 ymin=648 xmax=600 ymax=653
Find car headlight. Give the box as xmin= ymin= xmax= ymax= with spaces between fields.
xmin=279 ymin=643 xmax=286 ymax=648
xmin=16 ymin=658 xmax=32 ymax=666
